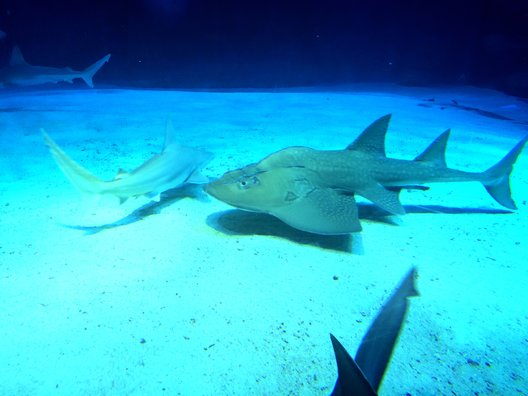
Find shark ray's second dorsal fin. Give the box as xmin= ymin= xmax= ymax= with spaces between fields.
xmin=9 ymin=46 xmax=28 ymax=66
xmin=346 ymin=114 xmax=392 ymax=157
xmin=414 ymin=129 xmax=450 ymax=167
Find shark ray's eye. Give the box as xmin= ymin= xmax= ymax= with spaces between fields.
xmin=238 ymin=176 xmax=260 ymax=190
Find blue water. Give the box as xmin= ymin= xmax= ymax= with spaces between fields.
xmin=0 ymin=85 xmax=527 ymax=394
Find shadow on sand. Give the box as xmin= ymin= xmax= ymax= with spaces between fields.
xmin=61 ymin=184 xmax=207 ymax=235
xmin=206 ymin=204 xmax=512 ymax=253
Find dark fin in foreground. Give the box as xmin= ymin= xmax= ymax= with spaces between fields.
xmin=346 ymin=114 xmax=392 ymax=157
xmin=414 ymin=129 xmax=450 ymax=168
xmin=272 ymin=188 xmax=362 ymax=234
xmin=330 ymin=335 xmax=376 ymax=396
xmin=355 ymin=267 xmax=419 ymax=392
xmin=9 ymin=46 xmax=27 ymax=66
xmin=330 ymin=267 xmax=418 ymax=395
xmin=481 ymin=135 xmax=528 ymax=210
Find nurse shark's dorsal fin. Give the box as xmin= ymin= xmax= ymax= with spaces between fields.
xmin=346 ymin=114 xmax=392 ymax=157
xmin=163 ymin=118 xmax=181 ymax=152
xmin=9 ymin=46 xmax=28 ymax=66
xmin=114 ymin=168 xmax=129 ymax=180
xmin=414 ymin=129 xmax=450 ymax=168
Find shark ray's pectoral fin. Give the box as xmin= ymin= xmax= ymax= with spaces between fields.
xmin=271 ymin=188 xmax=362 ymax=235
xmin=358 ymin=183 xmax=406 ymax=215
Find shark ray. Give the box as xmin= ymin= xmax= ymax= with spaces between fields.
xmin=205 ymin=114 xmax=527 ymax=234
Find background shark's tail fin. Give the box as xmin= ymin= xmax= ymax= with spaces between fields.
xmin=42 ymin=129 xmax=105 ymax=195
xmin=481 ymin=135 xmax=528 ymax=210
xmin=80 ymin=54 xmax=111 ymax=88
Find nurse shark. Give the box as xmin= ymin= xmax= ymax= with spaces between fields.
xmin=206 ymin=114 xmax=527 ymax=234
xmin=43 ymin=122 xmax=213 ymax=203
xmin=0 ymin=46 xmax=110 ymax=88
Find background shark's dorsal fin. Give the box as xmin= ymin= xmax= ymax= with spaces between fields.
xmin=414 ymin=129 xmax=450 ymax=167
xmin=346 ymin=114 xmax=392 ymax=157
xmin=9 ymin=46 xmax=28 ymax=66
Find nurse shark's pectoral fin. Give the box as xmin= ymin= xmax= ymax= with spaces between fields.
xmin=186 ymin=169 xmax=210 ymax=184
xmin=271 ymin=188 xmax=361 ymax=235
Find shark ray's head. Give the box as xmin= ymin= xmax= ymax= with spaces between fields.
xmin=205 ymin=165 xmax=296 ymax=213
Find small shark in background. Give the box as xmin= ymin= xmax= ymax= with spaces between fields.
xmin=206 ymin=114 xmax=528 ymax=234
xmin=0 ymin=30 xmax=6 ymax=41
xmin=0 ymin=46 xmax=110 ymax=88
xmin=42 ymin=121 xmax=213 ymax=203
xmin=329 ymin=267 xmax=418 ymax=395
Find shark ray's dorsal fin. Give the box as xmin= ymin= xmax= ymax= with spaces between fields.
xmin=346 ymin=114 xmax=392 ymax=156
xmin=9 ymin=46 xmax=28 ymax=66
xmin=414 ymin=129 xmax=450 ymax=168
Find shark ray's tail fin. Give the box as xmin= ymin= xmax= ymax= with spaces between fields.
xmin=80 ymin=54 xmax=111 ymax=88
xmin=42 ymin=129 xmax=105 ymax=195
xmin=481 ymin=134 xmax=528 ymax=210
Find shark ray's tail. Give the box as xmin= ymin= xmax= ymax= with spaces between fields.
xmin=80 ymin=54 xmax=111 ymax=88
xmin=481 ymin=134 xmax=528 ymax=210
xmin=42 ymin=129 xmax=105 ymax=195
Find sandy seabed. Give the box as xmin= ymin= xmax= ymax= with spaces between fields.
xmin=1 ymin=84 xmax=527 ymax=395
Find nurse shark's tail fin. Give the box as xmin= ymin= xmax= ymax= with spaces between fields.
xmin=80 ymin=54 xmax=111 ymax=88
xmin=42 ymin=129 xmax=104 ymax=195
